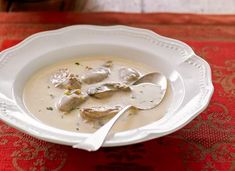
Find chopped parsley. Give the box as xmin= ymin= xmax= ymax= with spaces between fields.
xmin=46 ymin=107 xmax=53 ymax=111
xmin=131 ymin=96 xmax=135 ymax=99
xmin=49 ymin=94 xmax=54 ymax=98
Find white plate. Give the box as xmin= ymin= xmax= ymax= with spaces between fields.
xmin=0 ymin=25 xmax=213 ymax=148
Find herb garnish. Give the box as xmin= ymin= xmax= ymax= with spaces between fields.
xmin=49 ymin=94 xmax=54 ymax=98
xmin=46 ymin=107 xmax=53 ymax=111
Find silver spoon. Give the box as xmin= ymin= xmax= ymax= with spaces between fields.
xmin=73 ymin=82 xmax=167 ymax=151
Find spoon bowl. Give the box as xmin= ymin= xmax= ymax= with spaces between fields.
xmin=129 ymin=83 xmax=166 ymax=110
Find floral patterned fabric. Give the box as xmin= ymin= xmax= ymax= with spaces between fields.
xmin=0 ymin=12 xmax=234 ymax=171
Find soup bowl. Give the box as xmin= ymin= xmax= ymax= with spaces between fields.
xmin=0 ymin=25 xmax=213 ymax=148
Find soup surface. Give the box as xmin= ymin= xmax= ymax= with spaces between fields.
xmin=23 ymin=56 xmax=172 ymax=133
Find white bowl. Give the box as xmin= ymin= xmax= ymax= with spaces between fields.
xmin=0 ymin=25 xmax=213 ymax=148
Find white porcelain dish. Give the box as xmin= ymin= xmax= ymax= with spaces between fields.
xmin=0 ymin=25 xmax=213 ymax=148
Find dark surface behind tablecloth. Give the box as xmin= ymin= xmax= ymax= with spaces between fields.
xmin=0 ymin=12 xmax=234 ymax=171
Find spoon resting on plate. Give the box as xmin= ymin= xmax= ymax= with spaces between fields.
xmin=73 ymin=82 xmax=167 ymax=151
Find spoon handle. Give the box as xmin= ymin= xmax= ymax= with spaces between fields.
xmin=73 ymin=105 xmax=132 ymax=151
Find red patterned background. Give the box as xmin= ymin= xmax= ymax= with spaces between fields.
xmin=0 ymin=13 xmax=234 ymax=171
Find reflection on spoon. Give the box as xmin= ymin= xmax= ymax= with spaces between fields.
xmin=133 ymin=72 xmax=167 ymax=89
xmin=73 ymin=82 xmax=167 ymax=151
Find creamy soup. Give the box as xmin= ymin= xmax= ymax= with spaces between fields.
xmin=23 ymin=56 xmax=172 ymax=133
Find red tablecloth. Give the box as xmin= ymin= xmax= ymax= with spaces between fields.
xmin=0 ymin=12 xmax=234 ymax=171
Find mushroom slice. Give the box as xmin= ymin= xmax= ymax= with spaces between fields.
xmin=87 ymin=82 xmax=129 ymax=98
xmin=58 ymin=74 xmax=81 ymax=90
xmin=80 ymin=106 xmax=122 ymax=121
xmin=50 ymin=69 xmax=81 ymax=90
xmin=50 ymin=68 xmax=69 ymax=85
xmin=119 ymin=67 xmax=140 ymax=83
xmin=57 ymin=93 xmax=88 ymax=113
xmin=81 ymin=67 xmax=110 ymax=84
